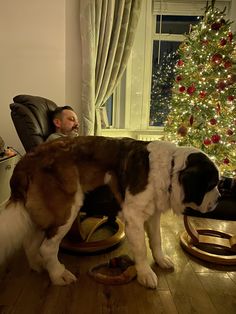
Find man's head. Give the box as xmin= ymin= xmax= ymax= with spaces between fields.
xmin=51 ymin=106 xmax=79 ymax=136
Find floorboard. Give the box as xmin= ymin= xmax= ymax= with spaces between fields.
xmin=0 ymin=211 xmax=236 ymax=314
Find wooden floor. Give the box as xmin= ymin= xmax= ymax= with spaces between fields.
xmin=0 ymin=211 xmax=236 ymax=314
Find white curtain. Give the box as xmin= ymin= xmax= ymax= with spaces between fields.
xmin=80 ymin=0 xmax=142 ymax=135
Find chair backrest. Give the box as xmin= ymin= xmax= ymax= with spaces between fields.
xmin=10 ymin=94 xmax=58 ymax=152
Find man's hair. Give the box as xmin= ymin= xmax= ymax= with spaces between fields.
xmin=50 ymin=106 xmax=74 ymax=121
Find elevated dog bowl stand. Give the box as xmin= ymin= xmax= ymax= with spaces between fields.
xmin=180 ymin=215 xmax=236 ymax=265
xmin=61 ymin=215 xmax=125 ymax=253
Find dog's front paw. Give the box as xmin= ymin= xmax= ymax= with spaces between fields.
xmin=51 ymin=269 xmax=77 ymax=286
xmin=136 ymin=266 xmax=158 ymax=289
xmin=155 ymin=255 xmax=174 ymax=269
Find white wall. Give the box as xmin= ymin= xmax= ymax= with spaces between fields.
xmin=65 ymin=0 xmax=82 ymax=119
xmin=0 ymin=0 xmax=66 ymax=153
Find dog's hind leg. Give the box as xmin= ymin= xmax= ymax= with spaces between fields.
xmin=39 ymin=206 xmax=80 ymax=286
xmin=23 ymin=228 xmax=45 ymax=272
xmin=39 ymin=189 xmax=83 ymax=286
xmin=145 ymin=210 xmax=174 ymax=269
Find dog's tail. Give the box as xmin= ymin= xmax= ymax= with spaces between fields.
xmin=0 ymin=202 xmax=33 ymax=265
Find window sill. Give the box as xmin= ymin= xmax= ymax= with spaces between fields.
xmin=101 ymin=128 xmax=164 ymax=141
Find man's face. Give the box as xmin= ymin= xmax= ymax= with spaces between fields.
xmin=54 ymin=109 xmax=79 ymax=135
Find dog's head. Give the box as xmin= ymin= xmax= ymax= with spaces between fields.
xmin=179 ymin=152 xmax=220 ymax=213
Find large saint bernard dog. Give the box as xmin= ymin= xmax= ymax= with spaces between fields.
xmin=0 ymin=136 xmax=220 ymax=288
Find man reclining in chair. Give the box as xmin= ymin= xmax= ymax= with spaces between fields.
xmin=46 ymin=106 xmax=79 ymax=142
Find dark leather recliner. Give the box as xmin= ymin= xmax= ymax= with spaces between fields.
xmin=10 ymin=94 xmax=57 ymax=152
xmin=10 ymin=94 xmax=125 ymax=253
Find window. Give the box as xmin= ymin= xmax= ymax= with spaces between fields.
xmin=105 ymin=95 xmax=113 ymax=126
xmin=102 ymin=0 xmax=232 ymax=135
xmin=150 ymin=15 xmax=201 ymax=126
xmin=156 ymin=15 xmax=200 ymax=34
xmin=150 ymin=40 xmax=180 ymax=126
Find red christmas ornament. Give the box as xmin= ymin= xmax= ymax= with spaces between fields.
xmin=227 ymin=95 xmax=234 ymax=102
xmin=204 ymin=138 xmax=212 ymax=146
xmin=177 ymin=59 xmax=184 ymax=67
xmin=228 ymin=32 xmax=233 ymax=42
xmin=227 ymin=129 xmax=233 ymax=136
xmin=210 ymin=118 xmax=217 ymax=125
xmin=177 ymin=125 xmax=188 ymax=136
xmin=176 ymin=75 xmax=183 ymax=82
xmin=211 ymin=22 xmax=221 ymax=31
xmin=217 ymin=81 xmax=227 ymax=90
xmin=199 ymin=91 xmax=207 ymax=98
xmin=201 ymin=39 xmax=209 ymax=45
xmin=211 ymin=134 xmax=221 ymax=143
xmin=179 ymin=86 xmax=186 ymax=93
xmin=224 ymin=60 xmax=232 ymax=68
xmin=187 ymin=84 xmax=196 ymax=95
xmin=211 ymin=53 xmax=222 ymax=65
xmin=227 ymin=75 xmax=236 ymax=86
xmin=223 ymin=158 xmax=230 ymax=164
xmin=220 ymin=38 xmax=227 ymax=46
xmin=189 ymin=115 xmax=194 ymax=126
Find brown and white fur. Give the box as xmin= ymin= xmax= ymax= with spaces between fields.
xmin=0 ymin=137 xmax=220 ymax=288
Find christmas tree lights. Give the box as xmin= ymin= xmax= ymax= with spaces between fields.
xmin=150 ymin=51 xmax=178 ymax=126
xmin=164 ymin=1 xmax=236 ymax=176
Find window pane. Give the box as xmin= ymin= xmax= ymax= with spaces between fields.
xmin=149 ymin=40 xmax=180 ymax=126
xmin=105 ymin=95 xmax=113 ymax=126
xmin=156 ymin=15 xmax=201 ymax=34
xmin=156 ymin=15 xmax=161 ymax=33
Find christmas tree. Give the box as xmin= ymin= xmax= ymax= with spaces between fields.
xmin=164 ymin=0 xmax=236 ymax=176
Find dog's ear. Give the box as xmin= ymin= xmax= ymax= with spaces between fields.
xmin=179 ymin=166 xmax=207 ymax=206
xmin=179 ymin=152 xmax=219 ymax=205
